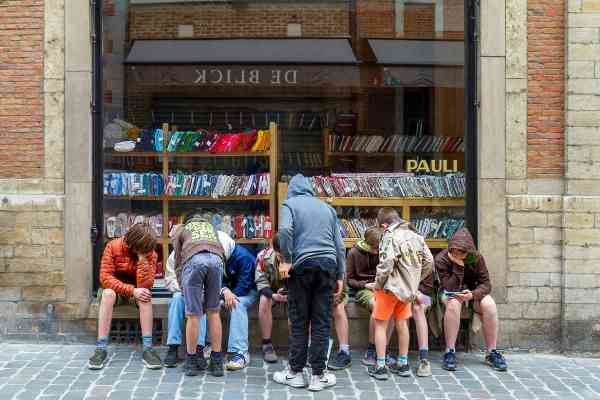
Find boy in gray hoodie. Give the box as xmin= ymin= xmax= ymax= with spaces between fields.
xmin=273 ymin=175 xmax=346 ymax=392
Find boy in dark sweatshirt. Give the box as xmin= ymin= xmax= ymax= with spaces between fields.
xmin=436 ymin=228 xmax=507 ymax=372
xmin=273 ymin=174 xmax=345 ymax=392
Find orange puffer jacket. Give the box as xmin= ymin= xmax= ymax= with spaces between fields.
xmin=100 ymin=238 xmax=157 ymax=298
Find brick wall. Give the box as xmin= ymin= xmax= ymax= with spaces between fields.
xmin=356 ymin=0 xmax=395 ymax=38
xmin=0 ymin=0 xmax=45 ymax=178
xmin=129 ymin=2 xmax=350 ymax=40
xmin=562 ymin=0 xmax=600 ymax=350
xmin=502 ymin=196 xmax=563 ymax=348
xmin=527 ymin=0 xmax=565 ymax=178
xmin=0 ymin=195 xmax=73 ymax=339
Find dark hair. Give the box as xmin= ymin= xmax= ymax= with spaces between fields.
xmin=377 ymin=207 xmax=401 ymax=226
xmin=364 ymin=227 xmax=383 ymax=249
xmin=124 ymin=223 xmax=157 ymax=254
xmin=272 ymin=233 xmax=281 ymax=253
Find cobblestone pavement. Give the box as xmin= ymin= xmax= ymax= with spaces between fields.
xmin=1 ymin=344 xmax=600 ymax=400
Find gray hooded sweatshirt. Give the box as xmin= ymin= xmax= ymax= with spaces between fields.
xmin=278 ymin=174 xmax=346 ymax=280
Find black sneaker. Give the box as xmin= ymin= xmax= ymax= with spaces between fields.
xmin=142 ymin=348 xmax=163 ymax=370
xmin=328 ymin=350 xmax=352 ymax=370
xmin=367 ymin=365 xmax=389 ymax=380
xmin=163 ymin=345 xmax=178 ymax=368
xmin=390 ymin=362 xmax=411 ymax=377
xmin=196 ymin=352 xmax=208 ymax=371
xmin=442 ymin=351 xmax=457 ymax=371
xmin=485 ymin=350 xmax=507 ymax=372
xmin=184 ymin=354 xmax=201 ymax=376
xmin=208 ymin=356 xmax=224 ymax=377
xmin=88 ymin=348 xmax=108 ymax=370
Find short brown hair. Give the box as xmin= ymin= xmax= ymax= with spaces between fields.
xmin=124 ymin=223 xmax=157 ymax=254
xmin=364 ymin=227 xmax=383 ymax=249
xmin=272 ymin=232 xmax=281 ymax=253
xmin=377 ymin=207 xmax=401 ymax=226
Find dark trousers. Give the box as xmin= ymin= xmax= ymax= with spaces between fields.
xmin=287 ymin=260 xmax=335 ymax=376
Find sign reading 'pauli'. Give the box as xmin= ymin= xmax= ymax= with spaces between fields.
xmin=406 ymin=159 xmax=459 ymax=173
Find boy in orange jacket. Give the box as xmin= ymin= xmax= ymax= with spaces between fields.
xmin=88 ymin=223 xmax=161 ymax=370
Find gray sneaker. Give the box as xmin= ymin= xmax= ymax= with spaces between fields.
xmin=88 ymin=348 xmax=108 ymax=370
xmin=416 ymin=359 xmax=432 ymax=377
xmin=262 ymin=343 xmax=278 ymax=363
xmin=142 ymin=348 xmax=163 ymax=370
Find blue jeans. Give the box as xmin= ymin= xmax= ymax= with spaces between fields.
xmin=197 ymin=290 xmax=258 ymax=355
xmin=166 ymin=292 xmax=205 ymax=345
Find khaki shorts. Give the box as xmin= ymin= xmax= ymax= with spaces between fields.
xmin=97 ymin=287 xmax=137 ymax=307
xmin=333 ymin=287 xmax=349 ymax=307
xmin=354 ymin=288 xmax=374 ymax=309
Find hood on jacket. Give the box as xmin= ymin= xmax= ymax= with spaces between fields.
xmin=286 ymin=174 xmax=314 ymax=199
xmin=448 ymin=228 xmax=476 ymax=253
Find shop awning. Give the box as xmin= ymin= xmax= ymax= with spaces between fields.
xmin=125 ymin=39 xmax=358 ymax=65
xmin=368 ymin=39 xmax=464 ymax=66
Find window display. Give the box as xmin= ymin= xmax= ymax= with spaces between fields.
xmin=100 ymin=0 xmax=468 ymax=290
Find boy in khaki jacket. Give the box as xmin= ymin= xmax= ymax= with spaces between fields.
xmin=367 ymin=208 xmax=433 ymax=380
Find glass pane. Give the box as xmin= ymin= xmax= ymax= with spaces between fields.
xmin=100 ymin=0 xmax=467 ymax=286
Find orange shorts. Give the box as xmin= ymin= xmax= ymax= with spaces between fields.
xmin=373 ymin=289 xmax=412 ymax=321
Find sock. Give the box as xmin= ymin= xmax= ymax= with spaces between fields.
xmin=367 ymin=342 xmax=376 ymax=351
xmin=446 ymin=348 xmax=455 ymax=353
xmin=398 ymin=355 xmax=408 ymax=366
xmin=262 ymin=338 xmax=272 ymax=345
xmin=141 ymin=335 xmax=153 ymax=350
xmin=419 ymin=348 xmax=429 ymax=360
xmin=187 ymin=352 xmax=197 ymax=358
xmin=339 ymin=344 xmax=350 ymax=355
xmin=211 ymin=351 xmax=222 ymax=360
xmin=376 ymin=356 xmax=386 ymax=368
xmin=96 ymin=336 xmax=109 ymax=350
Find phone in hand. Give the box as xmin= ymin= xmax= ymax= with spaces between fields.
xmin=444 ymin=290 xmax=466 ymax=297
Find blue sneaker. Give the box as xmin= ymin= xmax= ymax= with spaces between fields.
xmin=442 ymin=351 xmax=457 ymax=371
xmin=485 ymin=350 xmax=507 ymax=372
xmin=362 ymin=347 xmax=376 ymax=366
xmin=385 ymin=352 xmax=396 ymax=368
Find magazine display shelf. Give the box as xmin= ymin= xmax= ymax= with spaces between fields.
xmin=278 ymin=182 xmax=464 ymax=250
xmin=322 ymin=129 xmax=465 ymax=171
xmin=105 ymin=122 xmax=279 ymax=270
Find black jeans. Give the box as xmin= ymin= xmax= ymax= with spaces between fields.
xmin=287 ymin=258 xmax=336 ymax=376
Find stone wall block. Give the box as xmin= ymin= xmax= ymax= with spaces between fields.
xmin=522 ymin=303 xmax=561 ymax=319
xmin=22 ymin=286 xmax=66 ymax=302
xmin=508 ymin=212 xmax=547 ymax=227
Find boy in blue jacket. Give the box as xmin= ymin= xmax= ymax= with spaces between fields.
xmin=201 ymin=233 xmax=258 ymax=371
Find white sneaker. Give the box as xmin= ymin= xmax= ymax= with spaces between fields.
xmin=308 ymin=372 xmax=336 ymax=392
xmin=203 ymin=344 xmax=212 ymax=359
xmin=225 ymin=352 xmax=250 ymax=371
xmin=273 ymin=367 xmax=307 ymax=388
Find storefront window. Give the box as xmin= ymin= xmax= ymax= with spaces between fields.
xmin=99 ymin=0 xmax=467 ymax=292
